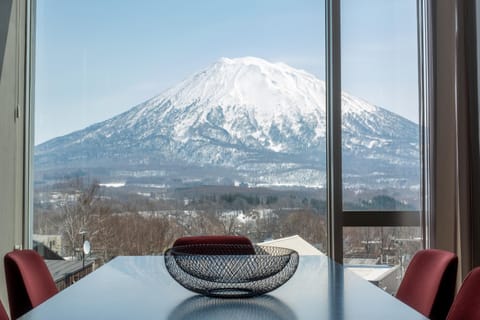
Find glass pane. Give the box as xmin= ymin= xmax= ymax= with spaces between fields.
xmin=341 ymin=0 xmax=420 ymax=210
xmin=343 ymin=226 xmax=423 ymax=294
xmin=33 ymin=0 xmax=327 ymax=276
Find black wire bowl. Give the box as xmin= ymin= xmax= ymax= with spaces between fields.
xmin=164 ymin=244 xmax=299 ymax=298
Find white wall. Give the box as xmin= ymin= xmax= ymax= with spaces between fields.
xmin=0 ymin=0 xmax=27 ymax=310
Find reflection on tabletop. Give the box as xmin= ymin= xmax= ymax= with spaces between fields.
xmin=168 ymin=295 xmax=297 ymax=320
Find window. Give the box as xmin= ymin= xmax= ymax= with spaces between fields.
xmin=33 ymin=0 xmax=328 ymax=262
xmin=339 ymin=0 xmax=423 ymax=292
xmin=31 ymin=0 xmax=425 ymax=292
xmin=341 ymin=0 xmax=420 ymax=210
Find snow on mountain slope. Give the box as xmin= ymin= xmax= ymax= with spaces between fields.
xmin=35 ymin=57 xmax=419 ymax=189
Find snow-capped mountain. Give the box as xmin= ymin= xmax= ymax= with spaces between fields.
xmin=35 ymin=57 xmax=419 ymax=189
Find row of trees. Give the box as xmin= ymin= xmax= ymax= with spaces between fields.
xmin=34 ymin=180 xmax=328 ymax=264
xmin=34 ymin=179 xmax=418 ymax=265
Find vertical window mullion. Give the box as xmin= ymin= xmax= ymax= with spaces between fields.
xmin=418 ymin=0 xmax=432 ymax=250
xmin=326 ymin=0 xmax=343 ymax=263
xmin=25 ymin=0 xmax=36 ymax=249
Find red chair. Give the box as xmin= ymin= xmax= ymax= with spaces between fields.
xmin=396 ymin=249 xmax=458 ymax=320
xmin=4 ymin=250 xmax=58 ymax=320
xmin=0 ymin=301 xmax=9 ymax=320
xmin=446 ymin=267 xmax=480 ymax=320
xmin=172 ymin=235 xmax=255 ymax=255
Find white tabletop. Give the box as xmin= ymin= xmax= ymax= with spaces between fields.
xmin=21 ymin=255 xmax=427 ymax=320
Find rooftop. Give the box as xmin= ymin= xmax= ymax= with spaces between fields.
xmin=258 ymin=235 xmax=324 ymax=256
xmin=45 ymin=259 xmax=95 ymax=282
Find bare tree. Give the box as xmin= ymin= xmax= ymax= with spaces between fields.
xmin=277 ymin=210 xmax=326 ymax=248
xmin=61 ymin=181 xmax=100 ymax=257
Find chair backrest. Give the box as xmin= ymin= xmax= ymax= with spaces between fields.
xmin=446 ymin=267 xmax=480 ymax=320
xmin=172 ymin=235 xmax=255 ymax=255
xmin=396 ymin=249 xmax=458 ymax=320
xmin=4 ymin=250 xmax=58 ymax=319
xmin=0 ymin=300 xmax=9 ymax=320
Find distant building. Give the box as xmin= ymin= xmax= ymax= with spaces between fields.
xmin=258 ymin=235 xmax=401 ymax=294
xmin=33 ymin=234 xmax=63 ymax=257
xmin=345 ymin=264 xmax=401 ymax=294
xmin=44 ymin=259 xmax=95 ymax=291
xmin=258 ymin=235 xmax=325 ymax=256
xmin=33 ymin=239 xmax=95 ymax=290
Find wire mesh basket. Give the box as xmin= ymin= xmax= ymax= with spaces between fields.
xmin=164 ymin=244 xmax=299 ymax=298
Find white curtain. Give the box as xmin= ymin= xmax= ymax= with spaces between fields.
xmin=430 ymin=0 xmax=479 ymax=281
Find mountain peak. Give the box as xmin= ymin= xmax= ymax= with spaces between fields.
xmin=216 ymin=56 xmax=283 ymax=68
xmin=151 ymin=56 xmax=326 ymax=120
xmin=216 ymin=56 xmax=264 ymax=65
xmin=213 ymin=56 xmax=315 ymax=80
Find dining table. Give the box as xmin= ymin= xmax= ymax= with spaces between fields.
xmin=20 ymin=255 xmax=427 ymax=320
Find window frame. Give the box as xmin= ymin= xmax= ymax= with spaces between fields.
xmin=24 ymin=0 xmax=429 ymax=262
xmin=325 ymin=0 xmax=428 ymax=262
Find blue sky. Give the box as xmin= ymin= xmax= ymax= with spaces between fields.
xmin=35 ymin=0 xmax=418 ymax=144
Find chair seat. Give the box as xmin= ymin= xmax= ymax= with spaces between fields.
xmin=446 ymin=267 xmax=480 ymax=320
xmin=396 ymin=249 xmax=458 ymax=320
xmin=0 ymin=301 xmax=8 ymax=320
xmin=172 ymin=235 xmax=255 ymax=255
xmin=4 ymin=250 xmax=58 ymax=319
